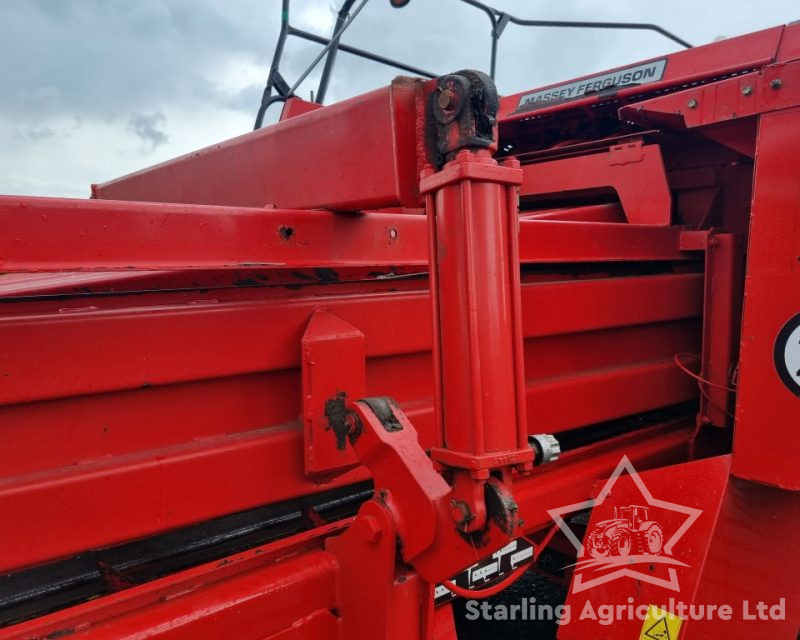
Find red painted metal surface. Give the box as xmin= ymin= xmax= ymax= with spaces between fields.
xmin=561 ymin=456 xmax=800 ymax=639
xmin=0 ymin=269 xmax=702 ymax=572
xmin=498 ymin=24 xmax=792 ymax=123
xmin=0 ymin=523 xmax=347 ymax=640
xmin=302 ymin=310 xmax=365 ymax=476
xmin=280 ymin=96 xmax=324 ymax=120
xmin=0 ymin=424 xmax=694 ymax=640
xmin=519 ymin=141 xmax=672 ymax=225
xmin=0 ymin=196 xmax=697 ymax=272
xmin=619 ymin=60 xmax=800 ymax=131
xmin=1 ymin=20 xmax=799 ymax=640
xmin=733 ymin=106 xmax=800 ymax=489
xmin=698 ymin=234 xmax=741 ymax=427
xmin=0 ymin=196 xmax=429 ymax=271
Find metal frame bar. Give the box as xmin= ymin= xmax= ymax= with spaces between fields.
xmin=254 ymin=0 xmax=691 ymax=128
xmin=287 ymin=26 xmax=438 ymax=80
xmin=0 ymin=196 xmax=698 ymax=272
xmin=460 ymin=0 xmax=691 ymax=78
xmin=316 ymin=0 xmax=360 ymax=104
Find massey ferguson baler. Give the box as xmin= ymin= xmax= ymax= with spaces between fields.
xmin=1 ymin=15 xmax=799 ymax=640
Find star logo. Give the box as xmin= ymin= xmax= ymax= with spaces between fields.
xmin=548 ymin=455 xmax=703 ymax=593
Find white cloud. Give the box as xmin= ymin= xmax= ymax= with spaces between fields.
xmin=207 ymin=55 xmax=269 ymax=96
xmin=297 ymin=2 xmax=337 ymax=33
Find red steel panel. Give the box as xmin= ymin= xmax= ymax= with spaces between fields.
xmin=683 ymin=477 xmax=800 ymax=639
xmin=0 ymin=322 xmax=693 ymax=468
xmin=517 ymin=220 xmax=688 ymax=261
xmin=279 ymin=96 xmax=323 ymax=121
xmin=0 ymin=346 xmax=697 ymax=572
xmin=776 ymin=21 xmax=800 ymax=62
xmin=0 ymin=274 xmax=702 ymax=571
xmin=0 ymin=274 xmax=702 ymax=406
xmin=733 ymin=107 xmax=800 ymax=489
xmin=528 ymin=359 xmax=697 ymax=433
xmin=263 ymin=610 xmax=339 ymax=639
xmin=559 ymin=455 xmax=733 ymax=639
xmin=519 ymin=143 xmax=672 ymax=225
xmin=0 ymin=426 xmax=367 ymax=572
xmin=619 ymin=60 xmax=800 ymax=130
xmin=560 ymin=456 xmax=800 ymax=639
xmin=499 ymin=25 xmax=786 ymax=122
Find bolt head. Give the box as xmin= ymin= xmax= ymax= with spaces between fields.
xmin=357 ymin=515 xmax=382 ymax=544
xmin=687 ymin=98 xmax=698 ymax=109
xmin=771 ymin=78 xmax=783 ymax=89
xmin=450 ymin=500 xmax=471 ymax=526
xmin=742 ymin=85 xmax=753 ymax=96
xmin=437 ymin=89 xmax=456 ymax=110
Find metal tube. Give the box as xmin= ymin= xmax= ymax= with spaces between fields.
xmin=287 ymin=0 xmax=370 ymax=97
xmin=505 ymin=16 xmax=692 ymax=49
xmin=288 ymin=27 xmax=437 ymax=79
xmin=425 ymin=153 xmax=527 ymax=459
xmin=254 ymin=0 xmax=291 ymax=129
xmin=459 ymin=0 xmax=691 ymax=79
xmin=460 ymin=0 xmax=499 ymax=78
xmin=316 ymin=0 xmax=359 ymax=104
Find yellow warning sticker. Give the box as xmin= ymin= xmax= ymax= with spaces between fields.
xmin=639 ymin=605 xmax=683 ymax=640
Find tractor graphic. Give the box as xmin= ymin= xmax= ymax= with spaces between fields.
xmin=586 ymin=505 xmax=664 ymax=558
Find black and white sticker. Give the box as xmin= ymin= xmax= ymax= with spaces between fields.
xmin=434 ymin=538 xmax=534 ymax=604
xmin=774 ymin=313 xmax=800 ymax=395
xmin=515 ymin=58 xmax=667 ymax=112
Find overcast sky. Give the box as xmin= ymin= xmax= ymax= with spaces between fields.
xmin=1 ymin=0 xmax=797 ymax=198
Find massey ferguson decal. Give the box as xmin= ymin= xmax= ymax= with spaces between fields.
xmin=516 ymin=59 xmax=667 ymax=111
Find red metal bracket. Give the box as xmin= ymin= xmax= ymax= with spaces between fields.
xmin=519 ymin=141 xmax=672 ymax=226
xmin=326 ymin=499 xmax=433 ymax=640
xmin=279 ymin=97 xmax=323 ymax=120
xmin=301 ymin=310 xmax=365 ymax=476
xmin=342 ymin=398 xmax=521 ymax=584
xmin=619 ymin=60 xmax=800 ymax=131
xmin=699 ymin=234 xmax=741 ymax=428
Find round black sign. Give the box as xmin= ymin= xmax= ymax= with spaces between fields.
xmin=774 ymin=313 xmax=800 ymax=396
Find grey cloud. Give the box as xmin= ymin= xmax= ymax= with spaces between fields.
xmin=0 ymin=0 xmax=287 ymax=120
xmin=19 ymin=126 xmax=56 ymax=141
xmin=128 ymin=111 xmax=168 ymax=149
xmin=0 ymin=0 xmax=798 ymax=198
